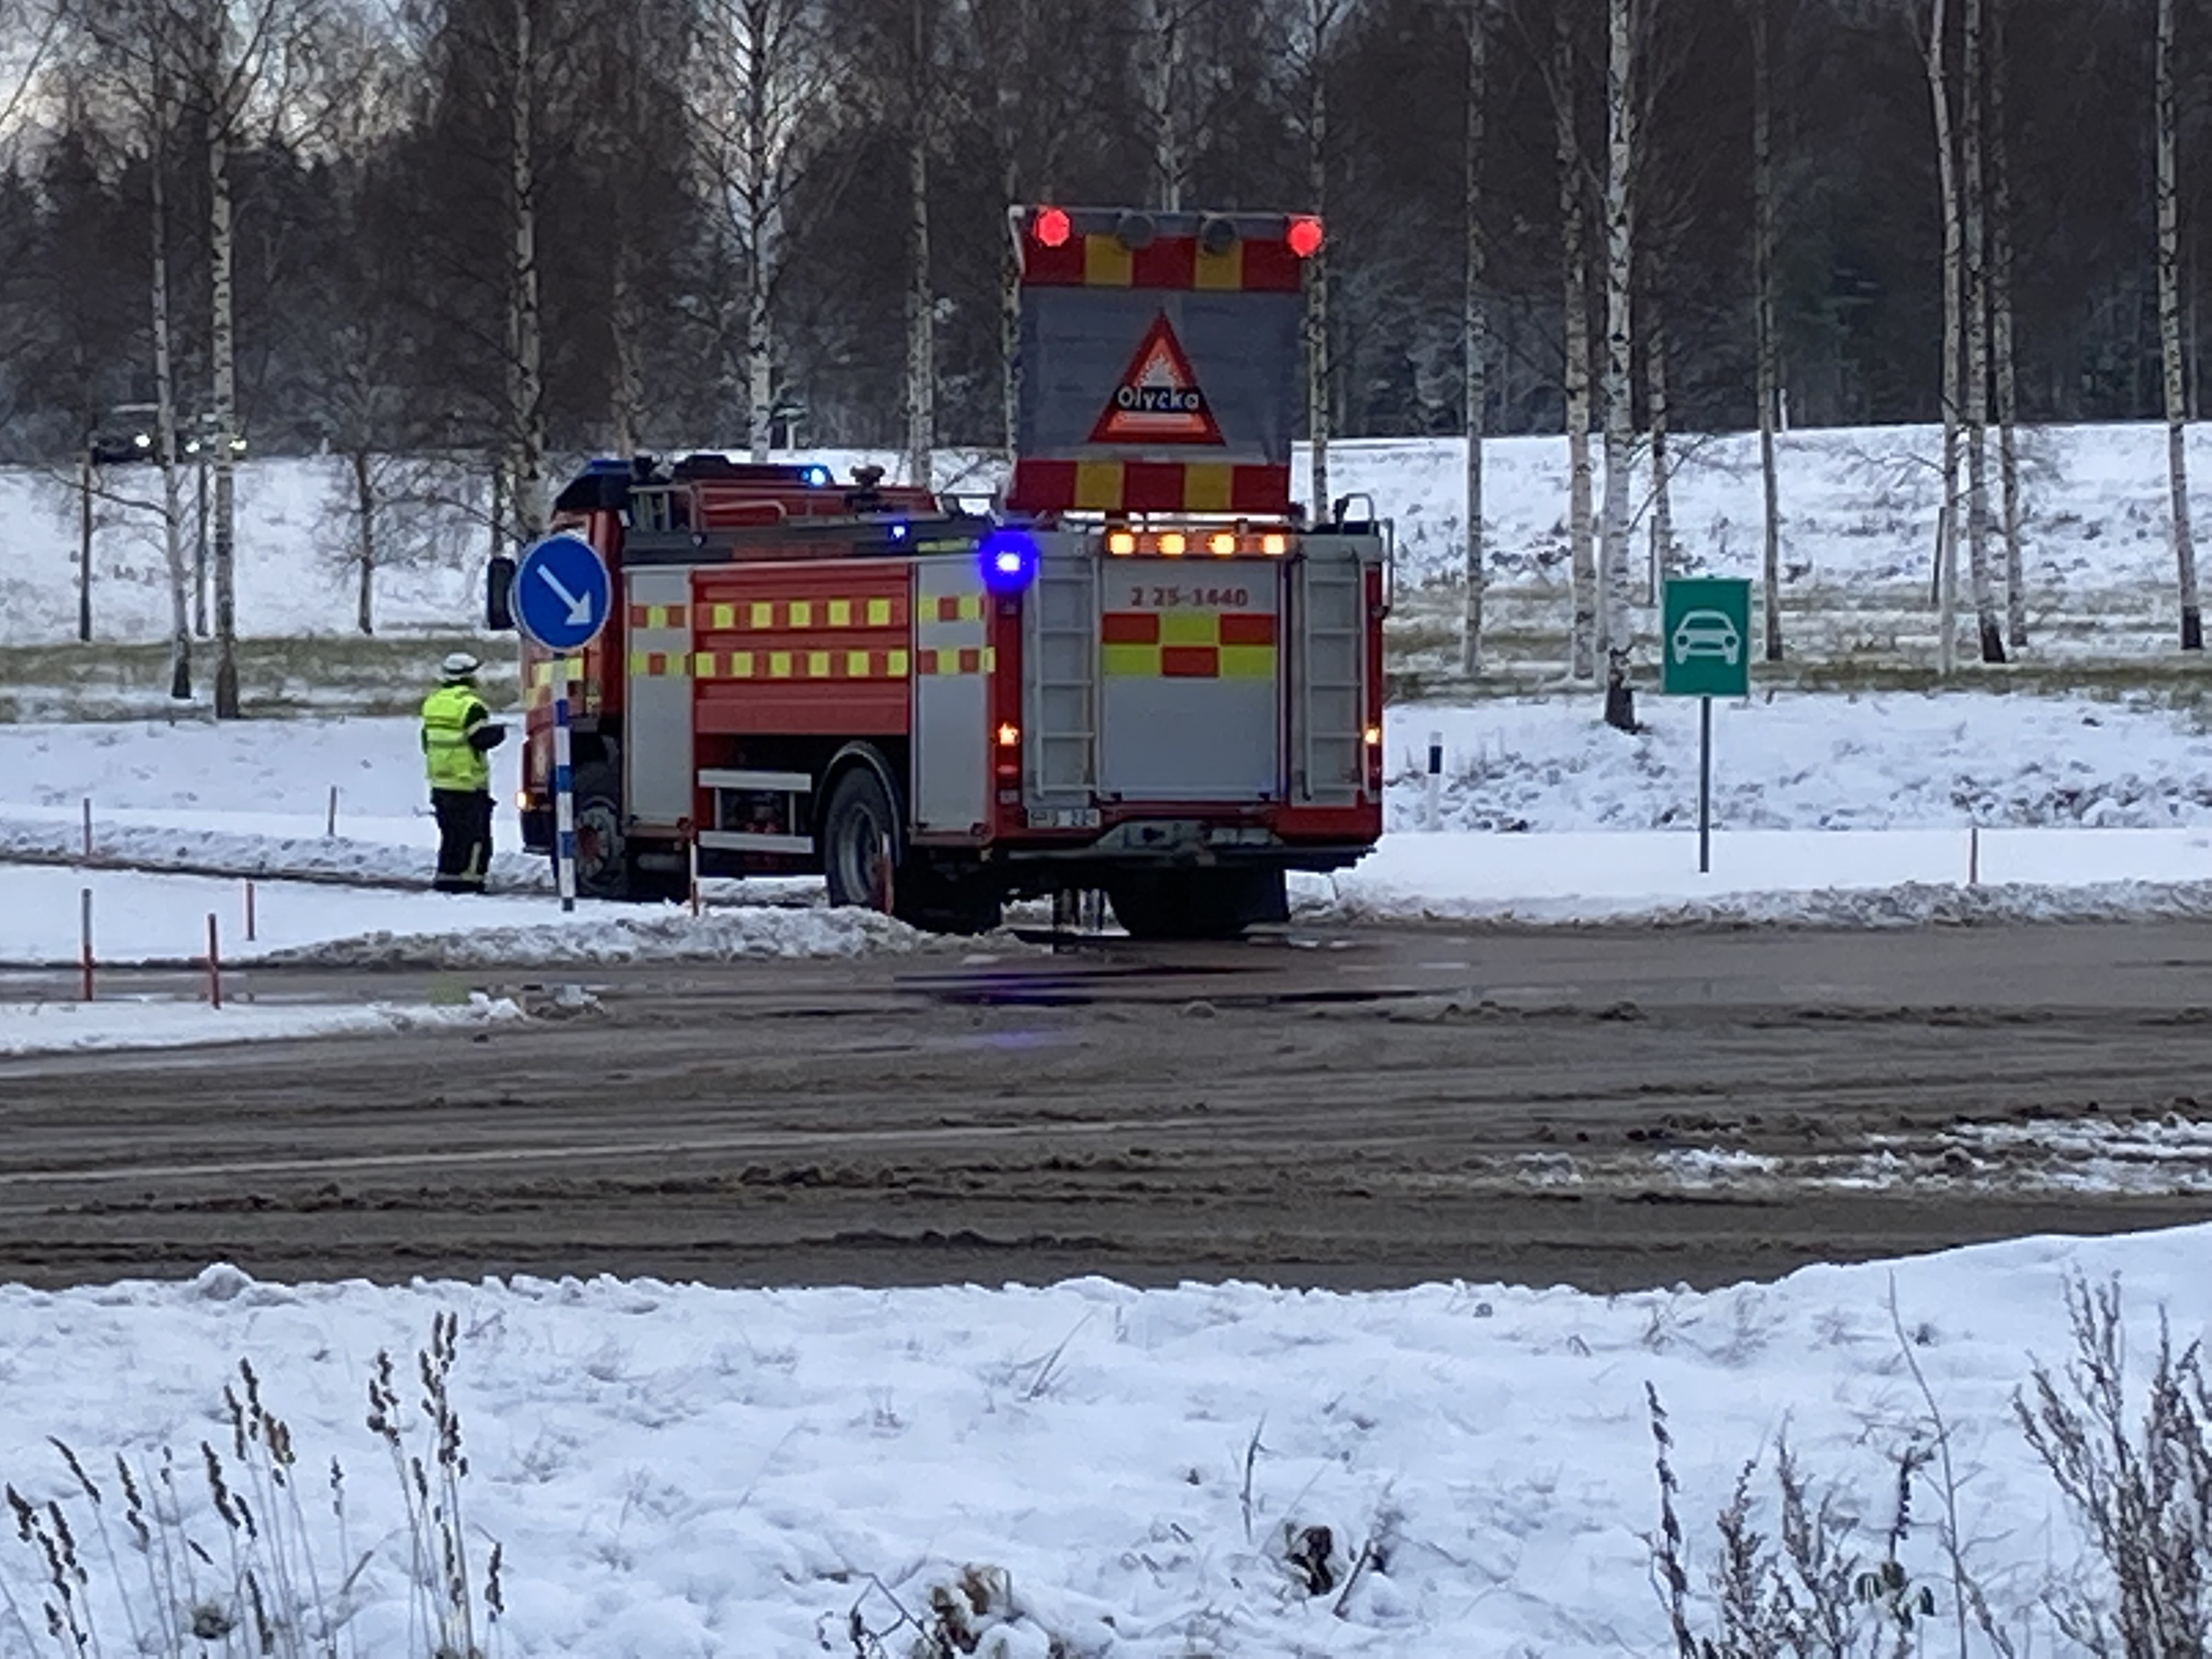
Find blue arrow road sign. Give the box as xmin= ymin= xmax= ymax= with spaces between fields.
xmin=514 ymin=532 xmax=611 ymax=652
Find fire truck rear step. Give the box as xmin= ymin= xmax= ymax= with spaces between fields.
xmin=697 ymin=768 xmax=816 ymax=857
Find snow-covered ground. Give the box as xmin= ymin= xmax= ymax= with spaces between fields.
xmin=5 ymin=421 xmax=2211 ymax=649
xmin=10 ymin=454 xmax=2212 ymax=1656
xmin=0 ymin=1229 xmax=2194 ymax=1656
xmin=9 ymin=695 xmax=2212 ymax=952
xmin=1388 ymin=691 xmax=2212 ymax=832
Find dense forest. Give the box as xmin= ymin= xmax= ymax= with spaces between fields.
xmin=0 ymin=0 xmax=2203 ymax=469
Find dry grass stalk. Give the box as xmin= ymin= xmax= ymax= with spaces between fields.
xmin=2016 ymin=1273 xmax=2212 ymax=1658
xmin=0 ymin=1316 xmax=495 ymax=1658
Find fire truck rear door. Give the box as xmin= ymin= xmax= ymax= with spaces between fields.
xmin=911 ymin=557 xmax=991 ymax=834
xmin=1096 ymin=559 xmax=1283 ymax=802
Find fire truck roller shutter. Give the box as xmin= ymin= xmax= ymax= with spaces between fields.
xmin=623 ymin=568 xmax=695 ymax=828
xmin=911 ymin=560 xmax=994 ymax=834
xmin=1096 ymin=560 xmax=1284 ymax=802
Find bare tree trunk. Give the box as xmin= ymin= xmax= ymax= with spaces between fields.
xmin=1143 ymin=0 xmax=1187 ymax=210
xmin=2160 ymin=0 xmax=2202 ymax=649
xmin=1306 ymin=0 xmax=1332 ymax=522
xmin=610 ymin=248 xmax=644 ymax=457
xmin=746 ymin=264 xmax=775 ymax=461
xmin=1001 ymin=146 xmax=1021 ymax=456
xmin=1599 ymin=0 xmax=1637 ymax=730
xmin=1924 ymin=0 xmax=1963 ymax=676
xmin=1753 ymin=0 xmax=1784 ymax=664
xmin=1990 ymin=0 xmax=2025 ymax=647
xmin=742 ymin=0 xmax=774 ymax=460
xmin=353 ymin=448 xmax=376 ymax=636
xmin=507 ymin=0 xmax=546 ymax=545
xmin=1557 ymin=4 xmax=1596 ymax=681
xmin=209 ymin=76 xmax=241 ymax=719
xmin=150 ymin=74 xmax=189 ymax=702
xmin=905 ymin=0 xmax=934 ymax=491
xmin=1961 ymin=0 xmax=2004 ymax=662
xmin=77 ymin=454 xmax=93 ymax=644
xmin=1646 ymin=294 xmax=1674 ymax=595
xmin=1460 ymin=0 xmax=1487 ymax=678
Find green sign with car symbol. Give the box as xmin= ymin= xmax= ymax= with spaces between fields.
xmin=1661 ymin=578 xmax=1752 ymax=698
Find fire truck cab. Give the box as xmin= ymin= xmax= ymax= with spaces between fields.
xmin=494 ymin=207 xmax=1390 ymax=938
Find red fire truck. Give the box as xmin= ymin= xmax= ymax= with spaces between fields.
xmin=494 ymin=206 xmax=1391 ymax=938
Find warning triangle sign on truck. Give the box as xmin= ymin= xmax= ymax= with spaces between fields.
xmin=1089 ymin=313 xmax=1225 ymax=446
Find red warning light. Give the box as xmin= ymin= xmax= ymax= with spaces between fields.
xmin=1034 ymin=206 xmax=1073 ymax=249
xmin=1286 ymin=216 xmax=1325 ymax=259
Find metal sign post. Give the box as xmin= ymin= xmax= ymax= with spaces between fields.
xmin=551 ymin=651 xmax=577 ymax=911
xmin=513 ymin=533 xmax=612 ymax=914
xmin=1660 ymin=577 xmax=1753 ymax=877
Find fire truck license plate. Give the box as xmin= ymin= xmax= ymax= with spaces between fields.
xmin=1118 ymin=583 xmax=1257 ymax=610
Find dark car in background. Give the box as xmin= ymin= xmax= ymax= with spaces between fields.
xmin=86 ymin=403 xmax=160 ymax=466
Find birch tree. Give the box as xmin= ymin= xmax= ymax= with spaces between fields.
xmin=904 ymin=0 xmax=932 ymax=492
xmin=505 ymin=0 xmax=546 ymax=543
xmin=194 ymin=0 xmax=325 ymax=714
xmin=1920 ymin=0 xmax=1963 ymax=676
xmin=1138 ymin=0 xmax=1200 ymax=211
xmin=1285 ymin=0 xmax=1347 ymax=523
xmin=149 ymin=60 xmax=189 ymax=699
xmin=1752 ymin=0 xmax=1783 ymax=663
xmin=1555 ymin=1 xmax=1595 ymax=681
xmin=952 ymin=0 xmax=1081 ymax=455
xmin=1990 ymin=0 xmax=2024 ymax=647
xmin=72 ymin=0 xmax=193 ymax=695
xmin=690 ymin=0 xmax=832 ymax=459
xmin=1460 ymin=0 xmax=1487 ymax=677
xmin=2159 ymin=0 xmax=2202 ymax=650
xmin=1598 ymin=0 xmax=1637 ymax=730
xmin=1960 ymin=0 xmax=2003 ymax=663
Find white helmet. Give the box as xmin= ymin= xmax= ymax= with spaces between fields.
xmin=439 ymin=651 xmax=481 ymax=683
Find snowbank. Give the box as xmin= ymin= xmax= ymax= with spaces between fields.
xmin=1301 ymin=825 xmax=2212 ymax=927
xmin=0 ymin=992 xmax=523 ymax=1056
xmin=0 ymin=1228 xmax=2198 ymax=1655
xmin=258 ymin=904 xmax=933 ymax=969
xmin=0 ymin=866 xmax=933 ymax=968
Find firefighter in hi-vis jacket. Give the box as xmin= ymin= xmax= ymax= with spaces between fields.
xmin=420 ymin=652 xmax=507 ymax=893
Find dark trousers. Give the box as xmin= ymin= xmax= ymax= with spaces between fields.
xmin=431 ymin=789 xmax=493 ymax=893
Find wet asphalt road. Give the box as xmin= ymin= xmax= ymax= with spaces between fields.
xmin=3 ymin=919 xmax=2210 ymax=1291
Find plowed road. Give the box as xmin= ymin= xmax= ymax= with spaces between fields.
xmin=4 ymin=921 xmax=2212 ymax=1291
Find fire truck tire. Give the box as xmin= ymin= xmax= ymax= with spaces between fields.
xmin=566 ymin=764 xmax=631 ymax=900
xmin=898 ymin=866 xmax=1005 ymax=936
xmin=1106 ymin=868 xmax=1288 ymax=941
xmin=821 ymin=765 xmax=901 ymax=913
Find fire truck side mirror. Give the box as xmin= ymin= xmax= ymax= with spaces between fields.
xmin=485 ymin=554 xmax=516 ymax=632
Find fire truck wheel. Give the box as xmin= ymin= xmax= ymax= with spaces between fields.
xmin=1106 ymin=869 xmax=1288 ymax=940
xmin=898 ymin=866 xmax=1005 ymax=936
xmin=568 ymin=763 xmax=631 ymax=900
xmin=821 ymin=765 xmax=900 ymax=912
